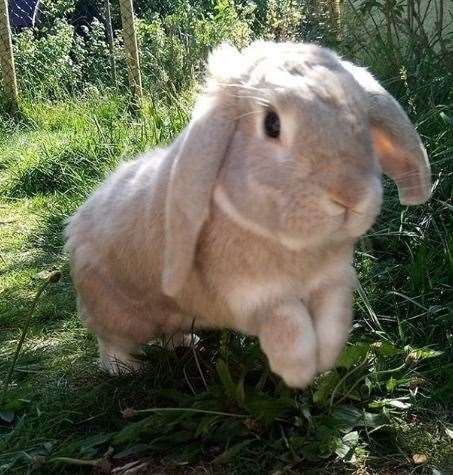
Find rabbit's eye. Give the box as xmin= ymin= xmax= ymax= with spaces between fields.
xmin=264 ymin=111 xmax=280 ymax=139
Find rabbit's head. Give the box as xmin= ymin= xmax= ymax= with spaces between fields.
xmin=163 ymin=42 xmax=431 ymax=296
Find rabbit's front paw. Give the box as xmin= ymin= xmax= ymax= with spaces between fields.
xmin=97 ymin=337 xmax=144 ymax=376
xmin=160 ymin=333 xmax=200 ymax=350
xmin=259 ymin=300 xmax=317 ymax=388
xmin=310 ymin=282 xmax=353 ymax=373
xmin=272 ymin=349 xmax=318 ymax=389
xmin=100 ymin=353 xmax=144 ymax=376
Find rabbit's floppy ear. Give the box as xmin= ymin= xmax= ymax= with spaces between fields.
xmin=162 ymin=44 xmax=243 ymax=297
xmin=341 ymin=61 xmax=431 ymax=205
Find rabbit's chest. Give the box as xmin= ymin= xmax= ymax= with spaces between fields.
xmin=221 ymin=255 xmax=353 ymax=334
xmin=223 ymin=277 xmax=307 ymax=333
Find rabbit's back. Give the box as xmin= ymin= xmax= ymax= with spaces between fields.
xmin=65 ymin=147 xmax=172 ymax=296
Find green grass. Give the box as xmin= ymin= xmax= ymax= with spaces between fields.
xmin=0 ymin=81 xmax=452 ymax=473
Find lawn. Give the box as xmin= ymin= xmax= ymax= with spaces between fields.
xmin=0 ymin=1 xmax=452 ymax=473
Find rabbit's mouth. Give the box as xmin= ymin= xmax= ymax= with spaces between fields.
xmin=340 ymin=206 xmax=380 ymax=237
xmin=332 ymin=202 xmax=368 ymax=224
xmin=323 ymin=175 xmax=383 ymax=237
xmin=325 ymin=197 xmax=380 ymax=237
xmin=328 ymin=198 xmax=350 ymax=222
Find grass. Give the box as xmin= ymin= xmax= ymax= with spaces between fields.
xmin=0 ymin=60 xmax=452 ymax=475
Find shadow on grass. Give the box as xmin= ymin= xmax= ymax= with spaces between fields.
xmin=0 ymin=207 xmax=75 ymax=329
xmin=4 ymin=147 xmax=112 ymax=199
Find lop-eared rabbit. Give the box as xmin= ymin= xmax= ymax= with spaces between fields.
xmin=65 ymin=41 xmax=431 ymax=388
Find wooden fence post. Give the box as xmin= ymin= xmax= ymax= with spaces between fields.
xmin=104 ymin=0 xmax=117 ymax=86
xmin=0 ymin=0 xmax=18 ymax=113
xmin=330 ymin=0 xmax=341 ymax=38
xmin=119 ymin=0 xmax=142 ymax=100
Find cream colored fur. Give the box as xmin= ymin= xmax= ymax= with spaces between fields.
xmin=65 ymin=41 xmax=431 ymax=387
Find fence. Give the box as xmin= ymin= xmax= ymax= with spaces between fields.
xmin=0 ymin=0 xmax=18 ymax=112
xmin=0 ymin=0 xmax=451 ymax=114
xmin=0 ymin=0 xmax=142 ymax=113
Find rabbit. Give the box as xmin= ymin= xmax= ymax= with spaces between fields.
xmin=65 ymin=41 xmax=431 ymax=388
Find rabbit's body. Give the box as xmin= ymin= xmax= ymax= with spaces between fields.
xmin=66 ymin=42 xmax=431 ymax=386
xmin=67 ymin=142 xmax=354 ymax=384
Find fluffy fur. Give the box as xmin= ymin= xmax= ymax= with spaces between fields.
xmin=65 ymin=41 xmax=431 ymax=387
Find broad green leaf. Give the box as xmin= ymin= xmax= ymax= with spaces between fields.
xmin=79 ymin=433 xmax=112 ymax=451
xmin=362 ymin=411 xmax=387 ymax=429
xmin=43 ymin=442 xmax=54 ymax=453
xmin=153 ymin=388 xmax=192 ymax=404
xmin=0 ymin=411 xmax=15 ymax=423
xmin=373 ymin=341 xmax=400 ymax=357
xmin=211 ymin=418 xmax=247 ymax=443
xmin=113 ymin=443 xmax=150 ymax=459
xmin=333 ymin=406 xmax=387 ymax=430
xmin=79 ymin=447 xmax=97 ymax=458
xmin=80 ymin=439 xmax=110 ymax=457
xmin=332 ymin=406 xmax=362 ymax=428
xmin=342 ymin=431 xmax=359 ymax=445
xmin=235 ymin=370 xmax=246 ymax=405
xmin=216 ymin=359 xmax=237 ymax=402
xmin=212 ymin=439 xmax=254 ymax=465
xmin=336 ymin=343 xmax=369 ymax=369
xmin=112 ymin=416 xmax=154 ymax=445
xmin=335 ymin=431 xmax=359 ymax=461
xmin=405 ymin=347 xmax=443 ymax=363
xmin=299 ymin=425 xmax=337 ymax=461
xmin=385 ymin=376 xmax=398 ymax=393
xmin=313 ymin=370 xmax=341 ymax=405
xmin=194 ymin=415 xmax=220 ymax=437
xmin=244 ymin=393 xmax=295 ymax=424
xmin=440 ymin=111 xmax=453 ymax=127
xmin=171 ymin=441 xmax=202 ymax=464
xmin=445 ymin=425 xmax=453 ymax=440
xmin=387 ymin=399 xmax=411 ymax=409
xmin=370 ymin=399 xmax=411 ymax=410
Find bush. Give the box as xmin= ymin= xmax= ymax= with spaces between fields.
xmin=8 ymin=0 xmax=347 ymax=102
xmin=11 ymin=0 xmax=256 ymax=100
xmin=13 ymin=20 xmax=82 ymax=98
xmin=137 ymin=0 xmax=254 ymax=96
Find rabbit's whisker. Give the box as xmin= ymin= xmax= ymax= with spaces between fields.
xmin=234 ymin=110 xmax=266 ymax=120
